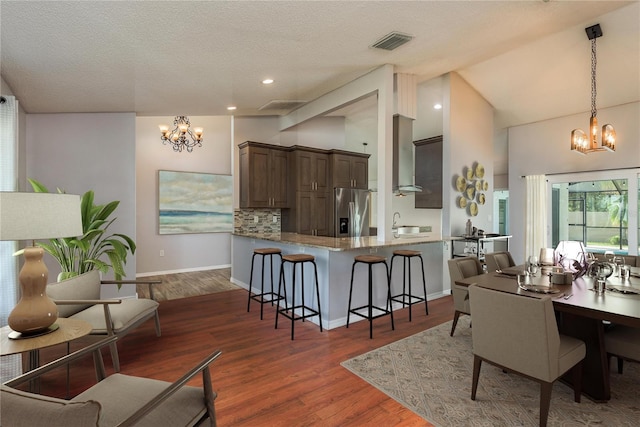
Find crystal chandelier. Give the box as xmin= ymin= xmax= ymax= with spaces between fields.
xmin=570 ymin=24 xmax=616 ymax=154
xmin=159 ymin=116 xmax=204 ymax=153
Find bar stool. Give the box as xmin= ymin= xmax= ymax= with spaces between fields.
xmin=247 ymin=248 xmax=284 ymax=320
xmin=275 ymin=254 xmax=323 ymax=340
xmin=390 ymin=249 xmax=428 ymax=321
xmin=346 ymin=255 xmax=395 ymax=339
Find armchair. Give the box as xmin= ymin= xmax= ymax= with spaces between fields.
xmin=46 ymin=270 xmax=162 ymax=372
xmin=468 ymin=284 xmax=586 ymax=427
xmin=447 ymin=256 xmax=484 ymax=336
xmin=1 ymin=336 xmax=221 ymax=427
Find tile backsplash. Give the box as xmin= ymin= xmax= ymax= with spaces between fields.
xmin=234 ymin=209 xmax=281 ymax=234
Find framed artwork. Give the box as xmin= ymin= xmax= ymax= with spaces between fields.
xmin=158 ymin=170 xmax=233 ymax=235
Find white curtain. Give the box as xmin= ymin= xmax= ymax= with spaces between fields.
xmin=524 ymin=174 xmax=547 ymax=260
xmin=0 ymin=95 xmax=21 ymax=380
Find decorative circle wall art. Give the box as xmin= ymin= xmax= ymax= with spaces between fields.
xmin=469 ymin=202 xmax=478 ymax=216
xmin=454 ymin=162 xmax=490 ymax=217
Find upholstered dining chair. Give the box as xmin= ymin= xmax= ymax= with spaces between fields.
xmin=1 ymin=336 xmax=221 ymax=427
xmin=604 ymin=324 xmax=640 ymax=375
xmin=447 ymin=256 xmax=484 ymax=336
xmin=484 ymin=251 xmax=516 ymax=273
xmin=46 ymin=270 xmax=162 ymax=372
xmin=468 ymin=285 xmax=586 ymax=427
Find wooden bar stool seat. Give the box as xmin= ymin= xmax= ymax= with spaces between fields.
xmin=275 ymin=253 xmax=323 ymax=340
xmin=390 ymin=249 xmax=428 ymax=321
xmin=346 ymin=254 xmax=395 ymax=339
xmin=247 ymin=248 xmax=284 ymax=320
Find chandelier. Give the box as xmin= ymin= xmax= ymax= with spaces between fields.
xmin=570 ymin=24 xmax=616 ymax=154
xmin=159 ymin=116 xmax=204 ymax=153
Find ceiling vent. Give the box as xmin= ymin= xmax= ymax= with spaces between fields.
xmin=258 ymin=100 xmax=307 ymax=111
xmin=371 ymin=32 xmax=414 ymax=51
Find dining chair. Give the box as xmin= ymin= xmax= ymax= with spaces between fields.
xmin=468 ymin=284 xmax=586 ymax=427
xmin=484 ymin=251 xmax=516 ymax=273
xmin=447 ymin=257 xmax=484 ymax=336
xmin=604 ymin=324 xmax=640 ymax=375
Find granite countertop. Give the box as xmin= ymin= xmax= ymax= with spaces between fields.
xmin=233 ymin=231 xmax=447 ymax=251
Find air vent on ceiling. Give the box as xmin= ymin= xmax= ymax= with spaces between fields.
xmin=371 ymin=32 xmax=414 ymax=51
xmin=258 ymin=100 xmax=307 ymax=111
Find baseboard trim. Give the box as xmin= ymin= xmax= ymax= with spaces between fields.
xmin=137 ymin=264 xmax=231 ymax=278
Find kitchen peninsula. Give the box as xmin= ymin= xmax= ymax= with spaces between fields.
xmin=232 ymin=232 xmax=448 ymax=329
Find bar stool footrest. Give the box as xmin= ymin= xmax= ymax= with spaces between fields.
xmin=391 ymin=293 xmax=426 ymax=307
xmin=277 ymin=305 xmax=320 ymax=322
xmin=249 ymin=292 xmax=284 ymax=305
xmin=348 ymin=305 xmax=393 ymax=321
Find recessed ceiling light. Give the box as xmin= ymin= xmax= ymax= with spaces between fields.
xmin=262 ymin=78 xmax=274 ymax=85
xmin=227 ymin=106 xmax=237 ymax=111
xmin=433 ymin=103 xmax=442 ymax=110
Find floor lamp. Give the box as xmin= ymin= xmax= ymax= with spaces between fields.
xmin=0 ymin=192 xmax=82 ymax=338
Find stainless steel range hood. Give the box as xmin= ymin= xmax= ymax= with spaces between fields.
xmin=392 ymin=114 xmax=422 ymax=194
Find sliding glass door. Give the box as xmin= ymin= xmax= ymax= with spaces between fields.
xmin=548 ymin=170 xmax=639 ymax=256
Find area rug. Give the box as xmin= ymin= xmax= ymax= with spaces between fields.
xmin=341 ymin=317 xmax=640 ymax=426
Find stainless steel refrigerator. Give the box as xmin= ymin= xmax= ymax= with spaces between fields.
xmin=334 ymin=188 xmax=371 ymax=238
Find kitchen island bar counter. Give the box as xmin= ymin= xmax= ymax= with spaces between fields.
xmin=232 ymin=232 xmax=448 ymax=330
xmin=233 ymin=231 xmax=453 ymax=251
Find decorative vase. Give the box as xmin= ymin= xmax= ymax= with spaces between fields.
xmin=8 ymin=247 xmax=59 ymax=334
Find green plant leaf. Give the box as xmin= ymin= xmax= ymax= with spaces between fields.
xmin=27 ymin=178 xmax=136 ymax=282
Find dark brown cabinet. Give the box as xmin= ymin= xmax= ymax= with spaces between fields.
xmin=287 ymin=148 xmax=330 ymax=236
xmin=239 ymin=141 xmax=369 ymax=236
xmin=330 ymin=152 xmax=369 ymax=189
xmin=294 ymin=191 xmax=330 ymax=236
xmin=239 ymin=141 xmax=290 ymax=208
xmin=292 ymin=148 xmax=329 ymax=193
xmin=414 ymin=135 xmax=443 ymax=209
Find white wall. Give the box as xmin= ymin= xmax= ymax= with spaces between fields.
xmin=26 ymin=113 xmax=137 ymax=298
xmin=135 ymin=116 xmax=233 ymax=275
xmin=508 ymin=101 xmax=640 ymax=263
xmin=444 ymin=73 xmax=495 ymax=237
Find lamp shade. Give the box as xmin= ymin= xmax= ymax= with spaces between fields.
xmin=1 ymin=192 xmax=82 ymax=335
xmin=0 ymin=192 xmax=83 ymax=241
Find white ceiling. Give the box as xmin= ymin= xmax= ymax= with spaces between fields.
xmin=1 ymin=1 xmax=638 ymax=133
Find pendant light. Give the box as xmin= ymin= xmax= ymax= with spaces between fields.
xmin=570 ymin=24 xmax=616 ymax=154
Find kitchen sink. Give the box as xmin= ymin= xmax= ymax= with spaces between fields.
xmin=392 ymin=225 xmax=432 ymax=238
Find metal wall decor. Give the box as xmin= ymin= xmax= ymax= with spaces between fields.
xmin=454 ymin=162 xmax=488 ymax=217
xmin=159 ymin=116 xmax=204 ymax=153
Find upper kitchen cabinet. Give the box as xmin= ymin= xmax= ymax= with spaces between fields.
xmin=414 ymin=135 xmax=443 ymax=209
xmin=291 ymin=147 xmax=330 ymax=193
xmin=330 ymin=151 xmax=369 ymax=189
xmin=239 ymin=141 xmax=290 ymax=208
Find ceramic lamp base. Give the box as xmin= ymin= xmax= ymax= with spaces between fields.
xmin=7 ymin=246 xmax=59 ymax=334
xmin=8 ymin=323 xmax=59 ymax=340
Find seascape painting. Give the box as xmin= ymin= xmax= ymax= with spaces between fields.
xmin=158 ymin=170 xmax=233 ymax=234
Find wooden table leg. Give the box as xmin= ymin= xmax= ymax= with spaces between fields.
xmin=558 ymin=312 xmax=610 ymax=402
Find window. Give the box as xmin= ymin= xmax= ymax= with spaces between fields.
xmin=552 ymin=179 xmax=628 ymax=253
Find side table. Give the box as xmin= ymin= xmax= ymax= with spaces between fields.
xmin=1 ymin=318 xmax=92 ymax=392
xmin=1 ymin=318 xmax=93 ymax=370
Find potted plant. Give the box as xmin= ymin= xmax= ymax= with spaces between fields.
xmin=28 ymin=178 xmax=136 ymax=281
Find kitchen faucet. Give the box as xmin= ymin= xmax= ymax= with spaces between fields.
xmin=393 ymin=212 xmax=401 ymax=227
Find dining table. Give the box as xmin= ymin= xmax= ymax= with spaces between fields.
xmin=455 ymin=264 xmax=640 ymax=402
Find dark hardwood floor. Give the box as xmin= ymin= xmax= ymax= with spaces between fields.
xmin=30 ymin=286 xmax=455 ymax=426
